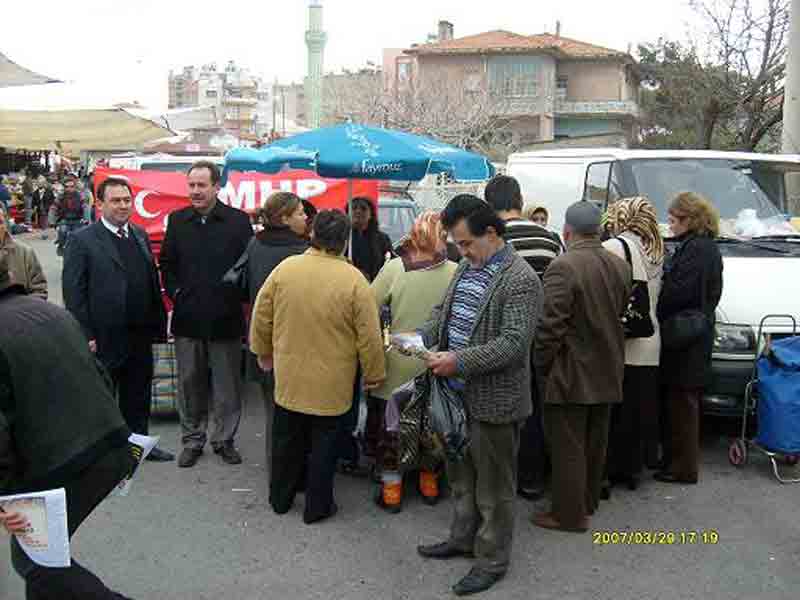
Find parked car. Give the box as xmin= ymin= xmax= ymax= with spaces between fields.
xmin=507 ymin=148 xmax=800 ymax=417
xmin=377 ymin=188 xmax=421 ymax=246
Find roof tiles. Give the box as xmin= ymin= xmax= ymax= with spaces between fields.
xmin=406 ymin=30 xmax=628 ymax=60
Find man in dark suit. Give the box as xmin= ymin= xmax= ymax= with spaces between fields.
xmin=533 ymin=202 xmax=632 ymax=533
xmin=62 ymin=176 xmax=174 ymax=462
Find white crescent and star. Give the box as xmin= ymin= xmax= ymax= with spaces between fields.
xmin=134 ymin=190 xmax=161 ymax=219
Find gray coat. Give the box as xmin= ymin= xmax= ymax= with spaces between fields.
xmin=421 ymin=246 xmax=542 ymax=424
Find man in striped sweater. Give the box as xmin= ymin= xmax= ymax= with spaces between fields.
xmin=484 ymin=175 xmax=559 ymax=503
xmin=417 ymin=194 xmax=541 ymax=597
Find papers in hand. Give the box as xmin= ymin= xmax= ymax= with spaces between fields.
xmin=390 ymin=332 xmax=431 ymax=360
xmin=114 ymin=433 xmax=159 ymax=497
xmin=0 ymin=488 xmax=70 ymax=567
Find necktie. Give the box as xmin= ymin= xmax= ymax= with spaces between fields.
xmin=117 ymin=228 xmax=128 ymax=240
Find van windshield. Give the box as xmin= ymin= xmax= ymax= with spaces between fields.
xmin=624 ymin=158 xmax=798 ymax=239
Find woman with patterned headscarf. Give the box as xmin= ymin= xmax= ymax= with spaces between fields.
xmin=367 ymin=211 xmax=458 ymax=512
xmin=602 ymin=197 xmax=665 ymax=492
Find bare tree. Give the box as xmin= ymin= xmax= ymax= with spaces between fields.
xmin=320 ymin=67 xmax=520 ymax=160
xmin=691 ymin=0 xmax=788 ymax=150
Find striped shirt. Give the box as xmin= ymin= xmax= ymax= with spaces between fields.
xmin=503 ymin=219 xmax=562 ymax=277
xmin=447 ymin=244 xmax=510 ymax=354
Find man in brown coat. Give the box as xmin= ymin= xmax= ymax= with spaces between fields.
xmin=533 ymin=202 xmax=631 ymax=533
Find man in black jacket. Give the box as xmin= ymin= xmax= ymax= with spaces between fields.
xmin=62 ymin=177 xmax=173 ymax=462
xmin=0 ymin=253 xmax=136 ymax=599
xmin=159 ymin=161 xmax=253 ymax=468
xmin=484 ymin=175 xmax=558 ymax=502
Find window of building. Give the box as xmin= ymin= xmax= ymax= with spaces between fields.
xmin=556 ymin=75 xmax=568 ymax=99
xmin=397 ymin=62 xmax=410 ymax=81
xmin=488 ymin=56 xmax=539 ymax=97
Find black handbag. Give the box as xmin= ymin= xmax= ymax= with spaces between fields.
xmin=661 ymin=309 xmax=709 ymax=350
xmin=659 ymin=238 xmax=710 ymax=351
xmin=618 ymin=237 xmax=655 ymax=339
xmin=222 ymin=242 xmax=251 ymax=301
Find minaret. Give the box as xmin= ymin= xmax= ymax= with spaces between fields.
xmin=305 ymin=0 xmax=327 ymax=129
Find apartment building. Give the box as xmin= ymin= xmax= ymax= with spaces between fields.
xmin=393 ymin=21 xmax=641 ymax=148
xmin=168 ymin=61 xmax=273 ymax=137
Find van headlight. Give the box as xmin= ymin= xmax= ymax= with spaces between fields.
xmin=713 ymin=323 xmax=756 ymax=354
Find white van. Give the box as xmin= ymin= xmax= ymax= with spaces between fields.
xmin=507 ymin=148 xmax=800 ymax=416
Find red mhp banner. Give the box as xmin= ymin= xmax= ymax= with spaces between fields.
xmin=93 ymin=167 xmax=379 ymax=253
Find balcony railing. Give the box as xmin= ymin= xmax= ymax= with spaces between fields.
xmin=555 ymin=99 xmax=640 ymax=118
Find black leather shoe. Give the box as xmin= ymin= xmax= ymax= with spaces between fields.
xmin=517 ymin=484 xmax=544 ymax=501
xmin=145 ymin=447 xmax=174 ymax=462
xmin=417 ymin=541 xmax=473 ymax=560
xmin=654 ymin=471 xmax=697 ymax=484
xmin=178 ymin=448 xmax=202 ymax=468
xmin=452 ymin=568 xmax=504 ymax=596
xmin=213 ymin=443 xmax=242 ymax=465
xmin=303 ymin=502 xmax=338 ymax=524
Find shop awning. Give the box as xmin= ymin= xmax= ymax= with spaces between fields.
xmin=0 ymin=51 xmax=60 ymax=88
xmin=0 ymin=108 xmax=175 ymax=154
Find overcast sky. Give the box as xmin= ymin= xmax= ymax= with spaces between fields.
xmin=0 ymin=0 xmax=702 ymax=113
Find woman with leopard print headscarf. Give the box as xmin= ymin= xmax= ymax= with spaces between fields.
xmin=602 ymin=197 xmax=665 ymax=492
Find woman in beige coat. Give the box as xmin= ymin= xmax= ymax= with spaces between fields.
xmin=602 ymin=197 xmax=664 ymax=491
xmin=250 ymin=210 xmax=385 ymax=524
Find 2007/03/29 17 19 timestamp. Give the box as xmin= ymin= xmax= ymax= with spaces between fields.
xmin=592 ymin=530 xmax=720 ymax=545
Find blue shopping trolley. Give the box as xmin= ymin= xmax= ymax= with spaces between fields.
xmin=728 ymin=315 xmax=800 ymax=483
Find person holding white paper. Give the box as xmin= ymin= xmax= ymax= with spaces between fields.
xmin=0 ymin=252 xmax=136 ymax=599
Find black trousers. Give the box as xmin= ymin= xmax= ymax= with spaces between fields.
xmin=109 ymin=334 xmax=153 ymax=436
xmin=11 ymin=445 xmax=135 ymax=600
xmin=517 ymin=376 xmax=547 ymax=489
xmin=606 ymin=365 xmax=659 ymax=482
xmin=335 ymin=365 xmax=361 ymax=465
xmin=270 ymin=404 xmax=342 ymax=524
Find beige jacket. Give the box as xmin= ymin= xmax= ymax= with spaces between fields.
xmin=250 ymin=248 xmax=386 ymax=417
xmin=0 ymin=236 xmax=47 ymax=300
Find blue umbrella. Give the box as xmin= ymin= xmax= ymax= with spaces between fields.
xmin=222 ymin=123 xmax=495 ymax=184
xmin=221 ymin=146 xmax=317 ymax=177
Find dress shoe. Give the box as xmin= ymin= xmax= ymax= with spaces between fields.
xmin=654 ymin=471 xmax=697 ymax=484
xmin=213 ymin=442 xmax=242 ymax=465
xmin=145 ymin=447 xmax=174 ymax=462
xmin=531 ymin=511 xmax=588 ymax=533
xmin=177 ymin=448 xmax=202 ymax=468
xmin=303 ymin=502 xmax=338 ymax=525
xmin=452 ymin=567 xmax=504 ymax=596
xmin=517 ymin=484 xmax=545 ymax=501
xmin=417 ymin=541 xmax=474 ymax=560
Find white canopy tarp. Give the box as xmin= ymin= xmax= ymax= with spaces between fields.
xmin=0 ymin=108 xmax=174 ymax=154
xmin=0 ymin=52 xmax=60 ymax=88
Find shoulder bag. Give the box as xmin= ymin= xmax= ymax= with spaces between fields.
xmin=618 ymin=237 xmax=655 ymax=339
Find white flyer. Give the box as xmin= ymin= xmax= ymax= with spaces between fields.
xmin=113 ymin=434 xmax=159 ymax=497
xmin=0 ymin=488 xmax=70 ymax=567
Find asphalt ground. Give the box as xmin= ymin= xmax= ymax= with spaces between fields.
xmin=2 ymin=231 xmax=799 ymax=600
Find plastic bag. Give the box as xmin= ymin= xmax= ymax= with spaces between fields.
xmin=734 ymin=209 xmax=768 ymax=238
xmin=428 ymin=375 xmax=470 ymax=462
xmin=385 ymin=380 xmax=414 ymax=432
